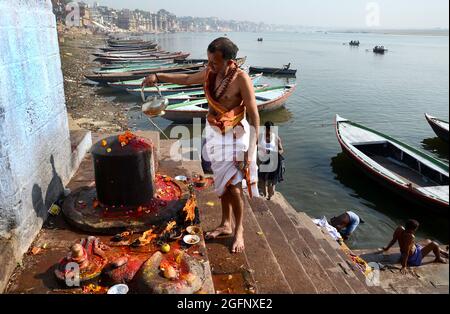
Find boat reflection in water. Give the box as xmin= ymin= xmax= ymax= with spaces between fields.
xmin=422 ymin=137 xmax=449 ymax=161
xmin=330 ymin=152 xmax=449 ymax=245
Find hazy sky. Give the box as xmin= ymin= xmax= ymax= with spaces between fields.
xmin=85 ymin=0 xmax=449 ymax=29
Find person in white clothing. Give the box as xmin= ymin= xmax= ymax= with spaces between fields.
xmin=258 ymin=121 xmax=285 ymax=200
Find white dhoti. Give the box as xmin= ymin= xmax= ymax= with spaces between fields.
xmin=203 ymin=119 xmax=259 ymax=198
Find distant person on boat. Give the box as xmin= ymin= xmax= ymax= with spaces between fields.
xmin=142 ymin=37 xmax=260 ymax=254
xmin=257 ymin=121 xmax=285 ymax=200
xmin=382 ymin=219 xmax=448 ymax=274
xmin=330 ymin=211 xmax=363 ymax=240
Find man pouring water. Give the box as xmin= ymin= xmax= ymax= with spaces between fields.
xmin=142 ymin=38 xmax=260 ymax=253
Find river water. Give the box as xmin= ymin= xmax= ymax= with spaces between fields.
xmin=125 ymin=31 xmax=449 ymax=249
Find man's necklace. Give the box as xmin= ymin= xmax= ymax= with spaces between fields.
xmin=213 ymin=66 xmax=238 ymax=100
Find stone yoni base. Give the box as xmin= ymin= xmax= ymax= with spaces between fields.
xmin=62 ymin=181 xmax=190 ymax=235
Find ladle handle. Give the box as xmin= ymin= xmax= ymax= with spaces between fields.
xmin=141 ymin=83 xmax=162 ymax=102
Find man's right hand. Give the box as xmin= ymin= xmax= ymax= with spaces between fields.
xmin=142 ymin=74 xmax=157 ymax=87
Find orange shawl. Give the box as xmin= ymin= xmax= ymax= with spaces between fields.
xmin=204 ymin=66 xmax=245 ymax=134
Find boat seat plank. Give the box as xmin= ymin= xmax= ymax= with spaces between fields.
xmin=351 ymin=140 xmax=388 ymax=146
xmin=371 ymin=155 xmax=440 ymax=188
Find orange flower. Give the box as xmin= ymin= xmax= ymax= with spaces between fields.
xmin=101 ymin=140 xmax=107 ymax=147
xmin=139 ymin=229 xmax=157 ymax=245
xmin=183 ymin=195 xmax=197 ymax=222
xmin=164 ymin=221 xmax=177 ymax=233
xmin=118 ymin=131 xmax=136 ymax=147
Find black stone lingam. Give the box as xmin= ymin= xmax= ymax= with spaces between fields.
xmin=91 ymin=135 xmax=156 ymax=207
xmin=62 ymin=133 xmax=190 ymax=235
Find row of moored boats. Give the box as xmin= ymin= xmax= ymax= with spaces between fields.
xmin=84 ymin=36 xmax=297 ymax=123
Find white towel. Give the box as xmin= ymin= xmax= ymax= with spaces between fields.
xmin=312 ymin=216 xmax=343 ymax=241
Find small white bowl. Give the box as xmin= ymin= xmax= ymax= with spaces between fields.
xmin=183 ymin=234 xmax=200 ymax=246
xmin=107 ymin=284 xmax=129 ymax=294
xmin=174 ymin=175 xmax=188 ymax=182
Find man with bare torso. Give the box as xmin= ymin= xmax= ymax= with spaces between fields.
xmin=142 ymin=38 xmax=260 ymax=253
xmin=382 ymin=219 xmax=448 ymax=274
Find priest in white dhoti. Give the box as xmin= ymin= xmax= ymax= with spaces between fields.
xmin=143 ymin=37 xmax=260 ymax=253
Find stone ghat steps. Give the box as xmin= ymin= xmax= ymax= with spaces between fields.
xmin=252 ymin=193 xmax=386 ymax=294
xmin=158 ymin=139 xmax=385 ymax=294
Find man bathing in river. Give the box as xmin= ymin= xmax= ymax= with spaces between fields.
xmin=142 ymin=38 xmax=260 ymax=253
xmin=382 ymin=219 xmax=448 ymax=274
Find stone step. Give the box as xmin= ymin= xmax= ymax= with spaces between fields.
xmin=271 ymin=194 xmax=378 ymax=294
xmin=189 ymin=171 xmax=291 ymax=292
xmin=265 ymin=196 xmax=353 ymax=294
xmin=294 ymin=210 xmax=381 ymax=294
xmin=246 ymin=196 xmax=318 ymax=293
xmin=241 ymin=196 xmax=293 ymax=294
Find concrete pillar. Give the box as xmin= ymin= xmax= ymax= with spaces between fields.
xmin=0 ymin=0 xmax=72 ymax=292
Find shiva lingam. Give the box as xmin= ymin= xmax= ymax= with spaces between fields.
xmin=57 ymin=131 xmax=207 ymax=292
xmin=61 ymin=131 xmax=191 ymax=235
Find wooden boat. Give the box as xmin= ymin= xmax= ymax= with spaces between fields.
xmin=93 ymin=51 xmax=170 ymax=58
xmin=107 ymin=40 xmax=156 ymax=48
xmin=94 ymin=62 xmax=175 ymax=74
xmin=107 ymin=39 xmax=145 ymax=44
xmin=108 ymin=43 xmax=158 ymax=50
xmin=425 ymin=113 xmax=449 ymax=142
xmin=335 ymin=115 xmax=449 ymax=214
xmin=164 ymin=82 xmax=268 ymax=105
xmin=161 ymin=85 xmax=296 ymax=123
xmin=100 ymin=45 xmax=159 ymax=52
xmin=373 ymin=46 xmax=388 ymax=54
xmin=249 ymin=65 xmax=297 ymax=76
xmin=101 ymin=58 xmax=177 ymax=65
xmin=95 ymin=52 xmax=190 ymax=64
xmin=112 ymin=73 xmax=263 ymax=92
xmin=85 ymin=64 xmax=203 ymax=84
xmin=174 ymin=57 xmax=247 ymax=67
xmin=99 ymin=60 xmax=173 ymax=71
xmin=127 ymin=85 xmax=204 ymax=97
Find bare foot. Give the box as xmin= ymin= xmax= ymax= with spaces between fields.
xmin=205 ymin=225 xmax=233 ymax=240
xmin=435 ymin=257 xmax=448 ymax=264
xmin=232 ymin=229 xmax=245 ymax=254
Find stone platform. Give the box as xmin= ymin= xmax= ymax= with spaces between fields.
xmin=5 ymin=131 xmax=214 ymax=294
xmin=8 ymin=131 xmax=447 ymax=295
xmin=353 ymin=248 xmax=449 ymax=294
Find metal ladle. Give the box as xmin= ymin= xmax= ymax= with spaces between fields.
xmin=140 ymin=84 xmax=170 ymax=139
